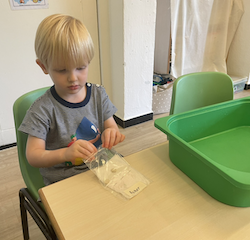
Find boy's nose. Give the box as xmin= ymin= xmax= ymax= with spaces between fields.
xmin=68 ymin=71 xmax=77 ymax=82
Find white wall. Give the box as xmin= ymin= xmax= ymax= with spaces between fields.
xmin=108 ymin=0 xmax=125 ymax=119
xmin=0 ymin=0 xmax=100 ymax=146
xmin=123 ymin=0 xmax=156 ymax=120
xmin=96 ymin=0 xmax=113 ymax=98
xmin=107 ymin=0 xmax=156 ymax=121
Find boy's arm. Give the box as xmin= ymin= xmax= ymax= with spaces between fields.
xmin=102 ymin=117 xmax=125 ymax=149
xmin=26 ymin=135 xmax=97 ymax=168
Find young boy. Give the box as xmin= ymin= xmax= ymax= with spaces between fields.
xmin=19 ymin=14 xmax=125 ymax=185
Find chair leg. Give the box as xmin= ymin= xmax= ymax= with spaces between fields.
xmin=19 ymin=190 xmax=29 ymax=240
xmin=19 ymin=188 xmax=58 ymax=240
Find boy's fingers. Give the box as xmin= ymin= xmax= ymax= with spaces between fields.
xmin=76 ymin=140 xmax=97 ymax=158
xmin=108 ymin=131 xmax=117 ymax=149
xmin=121 ymin=134 xmax=125 ymax=142
xmin=102 ymin=131 xmax=126 ymax=149
xmin=112 ymin=133 xmax=125 ymax=147
xmin=102 ymin=131 xmax=110 ymax=148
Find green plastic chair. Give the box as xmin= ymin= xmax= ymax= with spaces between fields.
xmin=13 ymin=87 xmax=57 ymax=240
xmin=170 ymin=72 xmax=234 ymax=115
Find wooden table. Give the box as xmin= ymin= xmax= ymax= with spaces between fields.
xmin=39 ymin=142 xmax=250 ymax=240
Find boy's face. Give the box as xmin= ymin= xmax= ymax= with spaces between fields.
xmin=37 ymin=59 xmax=89 ymax=102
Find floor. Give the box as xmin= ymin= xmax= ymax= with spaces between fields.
xmin=1 ymin=88 xmax=250 ymax=240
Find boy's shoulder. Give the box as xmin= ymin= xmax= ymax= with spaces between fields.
xmin=88 ymin=82 xmax=104 ymax=90
xmin=29 ymin=88 xmax=54 ymax=110
xmin=88 ymin=83 xmax=107 ymax=97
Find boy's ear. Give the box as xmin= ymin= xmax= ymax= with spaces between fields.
xmin=36 ymin=59 xmax=49 ymax=74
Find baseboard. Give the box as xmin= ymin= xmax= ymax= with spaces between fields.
xmin=0 ymin=142 xmax=17 ymax=151
xmin=244 ymin=84 xmax=250 ymax=90
xmin=114 ymin=113 xmax=153 ymax=128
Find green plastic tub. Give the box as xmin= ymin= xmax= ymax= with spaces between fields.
xmin=155 ymin=97 xmax=250 ymax=207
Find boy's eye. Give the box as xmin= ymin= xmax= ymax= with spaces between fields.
xmin=77 ymin=66 xmax=86 ymax=71
xmin=55 ymin=69 xmax=66 ymax=73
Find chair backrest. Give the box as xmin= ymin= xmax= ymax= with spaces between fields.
xmin=170 ymin=72 xmax=234 ymax=115
xmin=13 ymin=87 xmax=50 ymax=200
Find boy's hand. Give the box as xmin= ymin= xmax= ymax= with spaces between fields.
xmin=101 ymin=128 xmax=125 ymax=149
xmin=64 ymin=139 xmax=97 ymax=164
xmin=26 ymin=136 xmax=97 ymax=168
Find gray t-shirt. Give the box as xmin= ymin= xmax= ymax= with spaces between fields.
xmin=19 ymin=83 xmax=117 ymax=185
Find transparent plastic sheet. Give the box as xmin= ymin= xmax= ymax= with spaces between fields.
xmin=84 ymin=147 xmax=150 ymax=200
xmin=171 ymin=0 xmax=244 ymax=78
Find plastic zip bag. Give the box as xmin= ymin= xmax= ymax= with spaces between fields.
xmin=84 ymin=147 xmax=150 ymax=199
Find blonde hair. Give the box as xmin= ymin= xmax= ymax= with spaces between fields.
xmin=35 ymin=14 xmax=94 ymax=69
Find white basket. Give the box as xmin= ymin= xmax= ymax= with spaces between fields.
xmin=230 ymin=76 xmax=247 ymax=93
xmin=152 ymin=82 xmax=173 ymax=115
